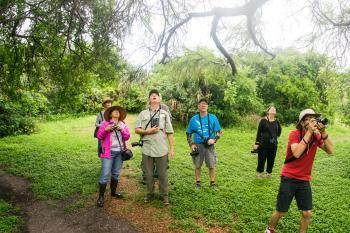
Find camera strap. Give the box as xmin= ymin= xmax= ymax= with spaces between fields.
xmin=193 ymin=113 xmax=213 ymax=143
xmin=138 ymin=106 xmax=162 ymax=142
xmin=100 ymin=111 xmax=103 ymax=121
xmin=145 ymin=106 xmax=161 ymax=129
xmin=265 ymin=117 xmax=278 ymax=140
xmin=113 ymin=129 xmax=127 ymax=151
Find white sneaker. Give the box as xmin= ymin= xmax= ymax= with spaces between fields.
xmin=256 ymin=172 xmax=264 ymax=179
xmin=265 ymin=227 xmax=276 ymax=233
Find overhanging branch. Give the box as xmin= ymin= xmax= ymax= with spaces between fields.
xmin=210 ymin=16 xmax=237 ymax=75
xmin=159 ymin=0 xmax=270 ymax=73
xmin=246 ymin=16 xmax=275 ymax=58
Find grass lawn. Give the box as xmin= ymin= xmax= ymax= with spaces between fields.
xmin=0 ymin=114 xmax=349 ymax=232
xmin=0 ymin=199 xmax=23 ymax=233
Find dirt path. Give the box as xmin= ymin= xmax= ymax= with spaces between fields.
xmin=0 ymin=168 xmax=137 ymax=233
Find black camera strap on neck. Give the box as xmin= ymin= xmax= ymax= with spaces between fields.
xmin=99 ymin=111 xmax=103 ymax=122
xmin=265 ymin=117 xmax=278 ymax=140
xmin=145 ymin=106 xmax=161 ymax=129
xmin=137 ymin=106 xmax=162 ymax=143
xmin=113 ymin=128 xmax=126 ymax=151
xmin=192 ymin=113 xmax=213 ymax=143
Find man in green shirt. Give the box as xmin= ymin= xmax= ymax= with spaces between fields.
xmin=135 ymin=89 xmax=174 ymax=205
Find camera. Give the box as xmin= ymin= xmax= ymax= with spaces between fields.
xmin=316 ymin=117 xmax=328 ymax=125
xmin=190 ymin=150 xmax=199 ymax=156
xmin=269 ymin=137 xmax=277 ymax=145
xmin=131 ymin=141 xmax=143 ymax=147
xmin=110 ymin=123 xmax=120 ymax=131
xmin=151 ymin=118 xmax=159 ymax=127
xmin=190 ymin=147 xmax=199 ymax=156
xmin=251 ymin=148 xmax=258 ymax=154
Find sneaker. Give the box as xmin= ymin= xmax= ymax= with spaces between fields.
xmin=265 ymin=173 xmax=272 ymax=179
xmin=162 ymin=196 xmax=170 ymax=205
xmin=265 ymin=227 xmax=276 ymax=233
xmin=195 ymin=181 xmax=201 ymax=189
xmin=256 ymin=172 xmax=264 ymax=179
xmin=143 ymin=194 xmax=154 ymax=203
xmin=210 ymin=182 xmax=217 ymax=189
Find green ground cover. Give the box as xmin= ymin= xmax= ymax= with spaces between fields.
xmin=0 ymin=200 xmax=23 ymax=233
xmin=0 ymin=115 xmax=349 ymax=232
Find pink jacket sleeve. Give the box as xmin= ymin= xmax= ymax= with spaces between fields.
xmin=97 ymin=121 xmax=109 ymax=140
xmin=120 ymin=121 xmax=130 ymax=141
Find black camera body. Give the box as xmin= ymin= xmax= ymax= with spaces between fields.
xmin=190 ymin=150 xmax=199 ymax=156
xmin=316 ymin=117 xmax=328 ymax=125
xmin=151 ymin=118 xmax=159 ymax=127
xmin=269 ymin=137 xmax=277 ymax=145
xmin=251 ymin=148 xmax=258 ymax=154
xmin=131 ymin=141 xmax=143 ymax=147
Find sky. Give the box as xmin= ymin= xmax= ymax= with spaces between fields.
xmin=123 ymin=0 xmax=348 ymax=70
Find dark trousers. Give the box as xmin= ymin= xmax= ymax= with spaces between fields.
xmin=256 ymin=146 xmax=277 ymax=173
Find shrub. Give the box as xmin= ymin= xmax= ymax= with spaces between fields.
xmin=0 ymin=101 xmax=36 ymax=137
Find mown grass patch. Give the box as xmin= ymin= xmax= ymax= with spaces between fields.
xmin=0 ymin=115 xmax=349 ymax=232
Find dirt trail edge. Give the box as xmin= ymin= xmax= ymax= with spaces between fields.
xmin=0 ymin=168 xmax=137 ymax=233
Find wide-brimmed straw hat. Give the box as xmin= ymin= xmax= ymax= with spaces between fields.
xmin=102 ymin=98 xmax=113 ymax=106
xmin=104 ymin=106 xmax=127 ymax=121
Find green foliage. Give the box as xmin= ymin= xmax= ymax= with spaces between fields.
xmin=0 ymin=0 xmax=134 ymax=136
xmin=148 ymin=48 xmax=263 ymax=126
xmin=0 ymin=200 xmax=23 ymax=233
xmin=0 ymin=101 xmax=36 ymax=137
xmin=237 ymin=50 xmax=349 ymax=124
xmin=114 ymin=82 xmax=148 ymax=113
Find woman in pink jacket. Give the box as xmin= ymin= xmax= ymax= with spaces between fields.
xmin=96 ymin=106 xmax=130 ymax=207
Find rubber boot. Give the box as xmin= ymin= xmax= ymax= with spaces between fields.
xmin=110 ymin=179 xmax=123 ymax=198
xmin=97 ymin=183 xmax=106 ymax=207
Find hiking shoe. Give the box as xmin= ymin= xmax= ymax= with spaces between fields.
xmin=195 ymin=182 xmax=201 ymax=189
xmin=143 ymin=194 xmax=154 ymax=203
xmin=265 ymin=227 xmax=276 ymax=233
xmin=162 ymin=197 xmax=170 ymax=205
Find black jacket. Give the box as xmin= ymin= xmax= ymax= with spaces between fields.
xmin=255 ymin=118 xmax=282 ymax=148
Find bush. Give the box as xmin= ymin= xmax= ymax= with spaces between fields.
xmin=148 ymin=49 xmax=264 ymax=126
xmin=114 ymin=82 xmax=147 ymax=113
xmin=0 ymin=101 xmax=36 ymax=137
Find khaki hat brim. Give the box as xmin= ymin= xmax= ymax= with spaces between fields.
xmin=104 ymin=106 xmax=127 ymax=122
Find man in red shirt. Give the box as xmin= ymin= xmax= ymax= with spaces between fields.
xmin=265 ymin=109 xmax=334 ymax=233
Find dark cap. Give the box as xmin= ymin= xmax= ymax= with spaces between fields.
xmin=149 ymin=89 xmax=160 ymax=97
xmin=198 ymin=98 xmax=209 ymax=104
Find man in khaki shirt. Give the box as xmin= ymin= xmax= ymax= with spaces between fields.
xmin=135 ymin=89 xmax=174 ymax=205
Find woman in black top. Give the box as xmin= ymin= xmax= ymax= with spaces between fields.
xmin=254 ymin=106 xmax=282 ymax=178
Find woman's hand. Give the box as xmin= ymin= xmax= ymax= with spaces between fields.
xmin=105 ymin=124 xmax=114 ymax=131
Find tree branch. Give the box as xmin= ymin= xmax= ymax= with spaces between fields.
xmin=246 ymin=16 xmax=275 ymax=58
xmin=210 ymin=16 xmax=237 ymax=75
xmin=159 ymin=0 xmax=270 ymax=71
xmin=160 ymin=16 xmax=192 ymax=64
